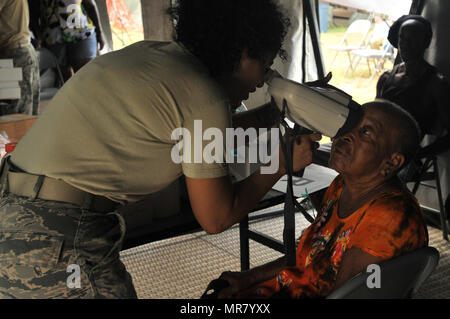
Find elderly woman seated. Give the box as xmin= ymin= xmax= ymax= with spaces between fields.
xmin=210 ymin=99 xmax=429 ymax=299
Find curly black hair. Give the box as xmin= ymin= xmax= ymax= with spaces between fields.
xmin=169 ymin=0 xmax=290 ymax=77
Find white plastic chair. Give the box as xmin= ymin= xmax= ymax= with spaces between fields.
xmin=328 ymin=19 xmax=372 ymax=73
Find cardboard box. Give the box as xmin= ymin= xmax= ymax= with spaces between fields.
xmin=0 ymin=114 xmax=37 ymax=141
xmin=0 ymin=68 xmax=22 ymax=81
xmin=0 ymin=81 xmax=19 ymax=89
xmin=0 ymin=87 xmax=20 ymax=99
xmin=0 ymin=59 xmax=14 ymax=68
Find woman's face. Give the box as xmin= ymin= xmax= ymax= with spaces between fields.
xmin=223 ymin=51 xmax=275 ymax=109
xmin=329 ymin=105 xmax=395 ymax=180
xmin=398 ymin=20 xmax=428 ymax=62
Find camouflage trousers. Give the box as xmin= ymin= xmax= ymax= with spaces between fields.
xmin=0 ymin=194 xmax=137 ymax=298
xmin=0 ymin=44 xmax=40 ymax=116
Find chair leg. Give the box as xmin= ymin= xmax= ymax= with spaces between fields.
xmin=239 ymin=215 xmax=250 ymax=270
xmin=446 ymin=195 xmax=450 ymax=223
xmin=369 ymin=65 xmax=378 ymax=81
xmin=412 ymin=158 xmax=432 ymax=195
xmin=366 ymin=58 xmax=372 ymax=76
xmin=350 ymin=56 xmax=362 ymax=77
xmin=329 ymin=51 xmax=339 ymax=69
xmin=432 ymin=158 xmax=448 ymax=240
xmin=369 ymin=58 xmax=383 ymax=82
xmin=345 ymin=51 xmax=354 ymax=76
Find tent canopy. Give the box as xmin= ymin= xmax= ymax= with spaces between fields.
xmin=320 ymin=0 xmax=412 ymax=19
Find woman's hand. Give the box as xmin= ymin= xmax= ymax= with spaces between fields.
xmin=279 ymin=133 xmax=322 ymax=175
xmin=304 ymin=72 xmax=351 ymax=97
xmin=217 ymin=271 xmax=256 ymax=299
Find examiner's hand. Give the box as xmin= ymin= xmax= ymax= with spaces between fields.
xmin=217 ymin=271 xmax=254 ymax=299
xmin=304 ymin=72 xmax=332 ymax=87
xmin=279 ymin=133 xmax=322 ymax=175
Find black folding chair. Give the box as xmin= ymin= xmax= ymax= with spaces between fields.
xmin=327 ymin=246 xmax=439 ymax=299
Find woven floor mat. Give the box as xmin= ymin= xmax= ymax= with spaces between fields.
xmin=120 ymin=213 xmax=449 ymax=299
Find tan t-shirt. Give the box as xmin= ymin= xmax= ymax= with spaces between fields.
xmin=0 ymin=0 xmax=30 ymax=49
xmin=12 ymin=41 xmax=231 ymax=204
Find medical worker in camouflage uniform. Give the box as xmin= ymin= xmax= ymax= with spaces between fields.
xmin=0 ymin=0 xmax=321 ymax=298
xmin=0 ymin=0 xmax=40 ymax=116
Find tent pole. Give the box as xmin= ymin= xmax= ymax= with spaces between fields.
xmin=410 ymin=0 xmax=426 ymax=15
xmin=301 ymin=5 xmax=307 ymax=83
xmin=303 ymin=0 xmax=325 ymax=79
xmin=95 ymin=0 xmax=114 ymax=51
xmin=141 ymin=0 xmax=173 ymax=41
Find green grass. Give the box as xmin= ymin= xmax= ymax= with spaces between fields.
xmin=325 ymin=26 xmax=348 ymax=33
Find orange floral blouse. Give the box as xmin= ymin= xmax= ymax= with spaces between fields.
xmin=238 ymin=175 xmax=429 ymax=298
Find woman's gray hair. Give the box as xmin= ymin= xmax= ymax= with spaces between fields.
xmin=367 ymin=99 xmax=422 ymax=168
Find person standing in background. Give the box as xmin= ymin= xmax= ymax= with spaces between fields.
xmin=40 ymin=0 xmax=105 ymax=81
xmin=0 ymin=0 xmax=40 ymax=116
